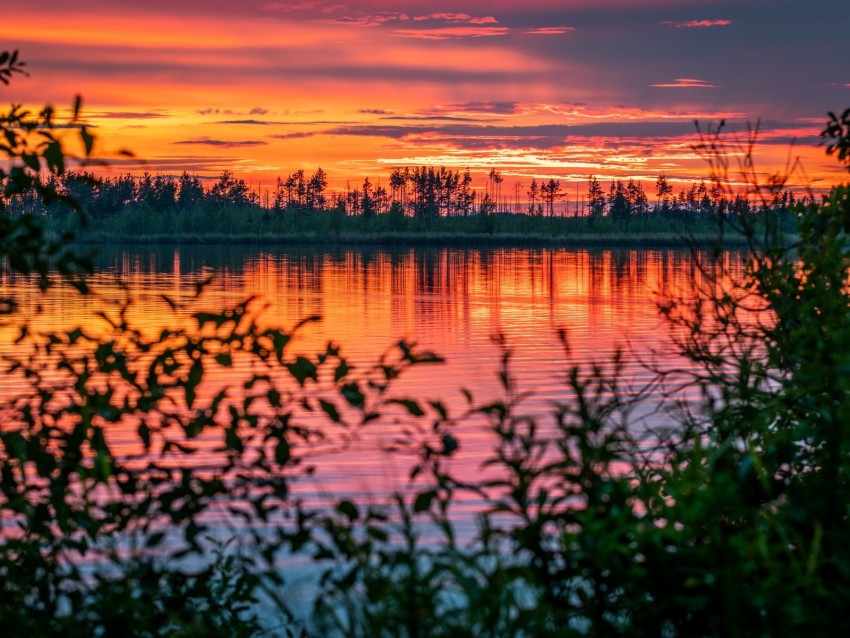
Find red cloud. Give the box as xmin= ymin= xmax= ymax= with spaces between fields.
xmin=662 ymin=19 xmax=732 ymax=28
xmin=526 ymin=26 xmax=575 ymax=35
xmin=393 ymin=26 xmax=509 ymax=40
xmin=651 ymin=78 xmax=717 ymax=88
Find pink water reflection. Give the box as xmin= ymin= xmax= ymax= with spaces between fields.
xmin=0 ymin=246 xmax=744 ymax=517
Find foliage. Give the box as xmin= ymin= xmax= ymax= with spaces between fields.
xmin=298 ymin=120 xmax=850 ymax=637
xmin=1 ymin=51 xmax=446 ymax=635
xmin=4 ymin=49 xmax=850 ymax=636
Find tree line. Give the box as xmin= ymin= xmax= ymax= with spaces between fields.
xmin=3 ymin=165 xmax=802 ymax=222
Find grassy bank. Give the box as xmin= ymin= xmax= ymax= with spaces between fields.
xmin=57 ymin=205 xmax=781 ymax=248
xmin=73 ymin=229 xmax=757 ymax=248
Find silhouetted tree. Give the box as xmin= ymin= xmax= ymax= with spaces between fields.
xmin=587 ymin=176 xmax=605 ymax=217
xmin=210 ymin=170 xmax=250 ymax=207
xmin=608 ymin=180 xmax=630 ymax=220
xmin=527 ymin=178 xmax=540 ymax=215
xmin=655 ymin=174 xmax=673 ymax=210
xmin=177 ymin=172 xmax=203 ymax=211
xmin=540 ymin=178 xmax=561 ymax=217
xmin=306 ymin=168 xmax=327 ymax=210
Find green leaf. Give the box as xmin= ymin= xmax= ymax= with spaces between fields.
xmin=146 ymin=532 xmax=166 ymax=548
xmin=185 ymin=359 xmax=203 ymax=409
xmin=336 ymin=500 xmax=358 ymax=521
xmin=429 ymin=401 xmax=448 ymax=420
xmin=319 ymin=399 xmax=341 ymax=422
xmin=287 ymin=356 xmax=317 ymax=386
xmin=267 ymin=388 xmax=281 ymax=407
xmin=334 ymin=360 xmax=350 ymax=382
xmin=215 ymin=353 xmax=233 ymax=367
xmin=341 ymin=383 xmax=365 ymax=408
xmin=194 ymin=311 xmax=228 ymax=329
xmin=441 ymin=434 xmax=458 ymax=456
xmin=138 ymin=422 xmax=151 ymax=449
xmin=390 ymin=399 xmax=424 ymax=417
xmin=414 ymin=490 xmax=437 ymax=513
xmin=80 ymin=125 xmax=94 ymax=156
xmin=43 ymin=139 xmax=65 ymax=174
xmin=225 ymin=426 xmax=243 ymax=453
xmin=274 ymin=439 xmax=290 ymax=465
xmin=21 ymin=153 xmax=39 ymax=172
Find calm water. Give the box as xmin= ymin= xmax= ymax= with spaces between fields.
xmin=0 ymin=245 xmax=743 ymax=554
xmin=1 ymin=245 xmax=742 ymax=488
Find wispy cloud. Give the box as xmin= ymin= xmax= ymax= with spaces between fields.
xmin=217 ymin=119 xmax=275 ymax=125
xmin=269 ymin=131 xmax=316 ymax=139
xmin=264 ymin=2 xmax=503 ymax=36
xmin=662 ymin=19 xmax=732 ymax=29
xmin=412 ymin=13 xmax=498 ymax=25
xmin=417 ymin=101 xmax=521 ymax=117
xmin=262 ymin=1 xmax=328 ymax=12
xmin=200 ymin=107 xmax=273 ymax=117
xmin=381 ymin=114 xmax=490 ymax=122
xmin=526 ymin=27 xmax=575 ymax=35
xmin=651 ymin=78 xmax=717 ymax=88
xmin=173 ymin=137 xmax=268 ymax=147
xmin=92 ymin=111 xmax=170 ymax=119
xmin=321 ymin=14 xmax=405 ymax=27
xmin=393 ymin=26 xmax=509 ymax=40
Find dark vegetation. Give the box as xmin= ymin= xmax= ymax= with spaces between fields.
xmin=3 ymin=49 xmax=850 ymax=635
xmin=2 ymin=145 xmax=801 ymax=247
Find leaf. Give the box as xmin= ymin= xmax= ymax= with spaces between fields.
xmin=146 ymin=532 xmax=166 ymax=548
xmin=267 ymin=388 xmax=281 ymax=407
xmin=429 ymin=401 xmax=448 ymax=420
xmin=43 ymin=140 xmax=65 ymax=174
xmin=414 ymin=490 xmax=437 ymax=513
xmin=21 ymin=153 xmax=39 ymax=172
xmin=367 ymin=527 xmax=388 ymax=542
xmin=441 ymin=434 xmax=458 ymax=456
xmin=319 ymin=399 xmax=341 ymax=423
xmin=80 ymin=125 xmax=94 ymax=156
xmin=389 ymin=398 xmax=425 ymax=417
xmin=274 ymin=439 xmax=290 ymax=465
xmin=185 ymin=359 xmax=203 ymax=409
xmin=225 ymin=426 xmax=243 ymax=453
xmin=336 ymin=500 xmax=358 ymax=521
xmin=334 ymin=360 xmax=350 ymax=382
xmin=287 ymin=356 xmax=317 ymax=386
xmin=138 ymin=423 xmax=151 ymax=449
xmin=194 ymin=311 xmax=228 ymax=329
xmin=215 ymin=353 xmax=233 ymax=367
xmin=341 ymin=383 xmax=365 ymax=408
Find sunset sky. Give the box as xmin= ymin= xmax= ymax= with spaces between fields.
xmin=6 ymin=0 xmax=850 ymax=195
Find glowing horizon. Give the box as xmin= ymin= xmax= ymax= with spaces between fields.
xmin=5 ymin=0 xmax=850 ymax=194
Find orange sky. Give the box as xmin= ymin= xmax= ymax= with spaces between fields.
xmin=5 ymin=0 xmax=850 ymax=195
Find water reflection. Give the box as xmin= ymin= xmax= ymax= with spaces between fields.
xmin=3 ymin=245 xmax=743 ymax=401
xmin=0 ymin=245 xmax=746 ymax=558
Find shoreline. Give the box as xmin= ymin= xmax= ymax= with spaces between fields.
xmin=72 ymin=230 xmax=760 ymax=249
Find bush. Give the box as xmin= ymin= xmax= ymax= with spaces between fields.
xmin=4 ymin=49 xmax=850 ymax=636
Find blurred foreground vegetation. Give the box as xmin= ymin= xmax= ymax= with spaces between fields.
xmin=3 ymin=50 xmax=850 ymax=635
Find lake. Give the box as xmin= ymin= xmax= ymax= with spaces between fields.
xmin=1 ymin=243 xmax=740 ymax=494
xmin=0 ymin=244 xmax=744 ymax=611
